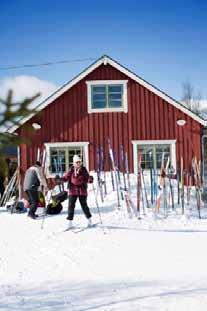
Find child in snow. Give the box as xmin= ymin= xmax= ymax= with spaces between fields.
xmin=56 ymin=155 xmax=93 ymax=228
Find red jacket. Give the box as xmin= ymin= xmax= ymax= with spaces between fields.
xmin=62 ymin=165 xmax=90 ymax=196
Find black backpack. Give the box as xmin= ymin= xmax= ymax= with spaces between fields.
xmin=46 ymin=202 xmax=63 ymax=215
xmin=46 ymin=190 xmax=67 ymax=215
xmin=9 ymin=201 xmax=27 ymax=214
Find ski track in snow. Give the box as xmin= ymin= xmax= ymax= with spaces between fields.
xmin=1 ymin=174 xmax=207 ymax=310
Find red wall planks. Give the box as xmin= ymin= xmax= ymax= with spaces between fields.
xmin=19 ymin=63 xmax=203 ymax=173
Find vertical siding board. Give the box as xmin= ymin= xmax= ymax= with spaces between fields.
xmin=59 ymin=99 xmax=63 ymax=141
xmin=49 ymin=106 xmax=54 ymax=142
xmin=159 ymin=98 xmax=165 ymax=140
xmin=68 ymin=92 xmax=73 ymax=141
xmin=128 ymin=83 xmax=133 ymax=171
xmin=149 ymin=92 xmax=155 ymax=140
xmin=77 ymin=84 xmax=81 ymax=141
xmin=168 ymin=102 xmax=174 ymax=139
xmin=145 ymin=89 xmax=150 ymax=140
xmin=164 ymin=100 xmax=170 ymax=139
xmin=124 ymin=84 xmax=130 ymax=167
xmin=53 ymin=102 xmax=57 ymax=141
xmin=140 ymin=86 xmax=146 ymax=139
xmin=99 ymin=114 xmax=104 ymax=147
xmin=138 ymin=84 xmax=143 ymax=140
xmin=21 ymin=143 xmax=27 ymax=172
xmin=84 ymin=94 xmax=89 ymax=142
xmin=174 ymin=109 xmax=180 ymax=168
xmin=109 ymin=113 xmax=113 ymax=146
xmin=131 ymin=82 xmax=136 ymax=139
xmin=123 ymin=112 xmax=129 ymax=161
xmin=94 ymin=113 xmax=99 ymax=148
xmin=103 ymin=113 xmax=108 ymax=147
xmin=88 ymin=113 xmax=93 ymax=169
xmin=63 ymin=94 xmax=68 ymax=141
xmin=136 ymin=84 xmax=141 ymax=139
xmin=113 ymin=113 xmax=118 ymax=163
xmin=117 ymin=112 xmax=122 ymax=163
xmin=154 ymin=94 xmax=159 ymax=140
xmin=73 ymin=89 xmax=78 ymax=141
xmin=54 ymin=99 xmax=58 ymax=141
xmin=46 ymin=108 xmax=49 ymax=141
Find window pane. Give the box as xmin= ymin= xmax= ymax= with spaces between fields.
xmin=50 ymin=149 xmax=66 ymax=173
xmin=108 ymin=100 xmax=122 ymax=108
xmin=108 ymin=85 xmax=122 ymax=93
xmin=108 ymin=84 xmax=122 ymax=108
xmin=138 ymin=146 xmax=153 ymax=169
xmin=92 ymin=85 xmax=106 ymax=109
xmin=92 ymin=86 xmax=106 ymax=93
xmin=92 ymin=100 xmax=106 ymax=108
xmin=155 ymin=146 xmax=170 ymax=169
xmin=93 ymin=94 xmax=106 ymax=101
xmin=109 ymin=93 xmax=122 ymax=100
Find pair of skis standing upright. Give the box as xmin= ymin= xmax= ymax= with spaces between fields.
xmin=107 ymin=140 xmax=141 ymax=219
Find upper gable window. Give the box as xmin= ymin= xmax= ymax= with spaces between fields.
xmin=86 ymin=80 xmax=128 ymax=113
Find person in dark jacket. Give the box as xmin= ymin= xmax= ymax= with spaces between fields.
xmin=57 ymin=155 xmax=93 ymax=228
xmin=23 ymin=161 xmax=48 ymax=219
xmin=0 ymin=174 xmax=5 ymax=199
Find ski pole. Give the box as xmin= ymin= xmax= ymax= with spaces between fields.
xmin=41 ymin=189 xmax=53 ymax=229
xmin=120 ymin=145 xmax=127 ymax=191
xmin=92 ymin=183 xmax=106 ymax=234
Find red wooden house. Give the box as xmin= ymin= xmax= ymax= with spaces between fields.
xmin=9 ymin=55 xmax=207 ymax=181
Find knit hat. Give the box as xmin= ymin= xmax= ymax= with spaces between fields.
xmin=73 ymin=154 xmax=82 ymax=163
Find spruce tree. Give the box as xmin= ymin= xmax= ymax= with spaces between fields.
xmin=0 ymin=90 xmax=40 ymax=175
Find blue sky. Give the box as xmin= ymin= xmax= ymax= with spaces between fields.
xmin=0 ymin=0 xmax=207 ymax=101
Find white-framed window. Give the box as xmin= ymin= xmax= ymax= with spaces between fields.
xmin=132 ymin=140 xmax=176 ymax=173
xmin=44 ymin=142 xmax=89 ymax=177
xmin=86 ymin=80 xmax=128 ymax=113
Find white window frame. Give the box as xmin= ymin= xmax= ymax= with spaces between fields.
xmin=86 ymin=80 xmax=128 ymax=113
xmin=132 ymin=140 xmax=176 ymax=174
xmin=44 ymin=142 xmax=89 ymax=178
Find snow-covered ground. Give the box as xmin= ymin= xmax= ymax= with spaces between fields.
xmin=1 ymin=173 xmax=207 ymax=310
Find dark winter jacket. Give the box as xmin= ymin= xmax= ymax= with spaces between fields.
xmin=23 ymin=166 xmax=47 ymax=191
xmin=23 ymin=167 xmax=40 ymax=191
xmin=62 ymin=165 xmax=90 ymax=196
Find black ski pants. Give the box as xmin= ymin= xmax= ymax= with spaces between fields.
xmin=0 ymin=176 xmax=5 ymax=198
xmin=68 ymin=195 xmax=92 ymax=220
xmin=25 ymin=189 xmax=39 ymax=216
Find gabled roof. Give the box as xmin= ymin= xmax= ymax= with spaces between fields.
xmin=9 ymin=55 xmax=207 ymax=132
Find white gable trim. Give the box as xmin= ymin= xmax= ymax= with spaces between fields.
xmin=106 ymin=58 xmax=206 ymax=126
xmin=8 ymin=55 xmax=206 ymax=133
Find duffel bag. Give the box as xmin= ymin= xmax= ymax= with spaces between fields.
xmin=52 ymin=191 xmax=68 ymax=203
xmin=46 ymin=202 xmax=63 ymax=215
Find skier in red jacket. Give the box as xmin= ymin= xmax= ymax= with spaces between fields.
xmin=56 ymin=155 xmax=93 ymax=228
